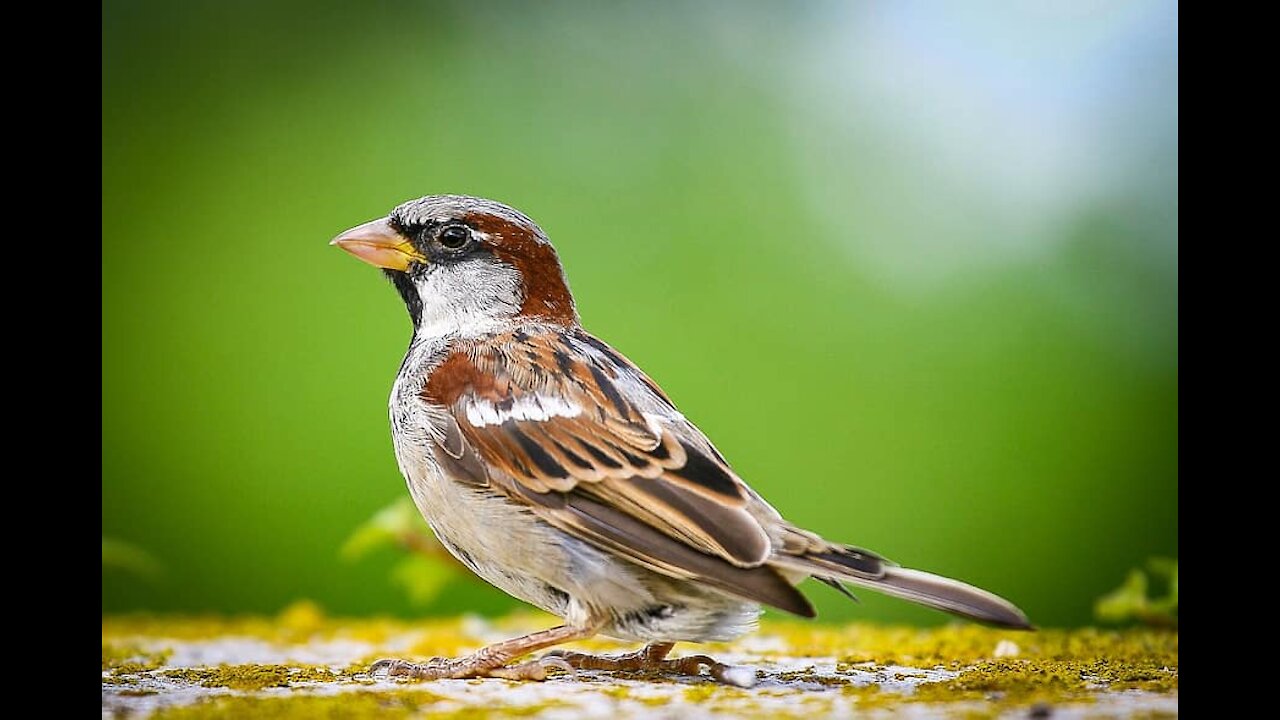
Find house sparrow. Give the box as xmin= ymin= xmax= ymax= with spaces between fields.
xmin=332 ymin=195 xmax=1031 ymax=686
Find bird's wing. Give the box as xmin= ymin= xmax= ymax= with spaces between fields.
xmin=421 ymin=327 xmax=813 ymax=616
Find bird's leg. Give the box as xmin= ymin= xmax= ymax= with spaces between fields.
xmin=371 ymin=623 xmax=596 ymax=681
xmin=546 ymin=641 xmax=757 ymax=687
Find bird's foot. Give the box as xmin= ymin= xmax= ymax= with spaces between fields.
xmin=544 ymin=642 xmax=757 ymax=688
xmin=370 ymin=654 xmax=574 ymax=682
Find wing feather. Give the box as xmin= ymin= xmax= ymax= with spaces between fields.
xmin=422 ymin=328 xmax=776 ymax=574
xmin=417 ymin=326 xmax=1027 ymax=627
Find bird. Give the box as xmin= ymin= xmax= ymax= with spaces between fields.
xmin=331 ymin=195 xmax=1031 ymax=686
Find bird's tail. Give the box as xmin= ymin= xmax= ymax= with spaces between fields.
xmin=845 ymin=565 xmax=1032 ymax=629
xmin=774 ymin=543 xmax=1033 ymax=629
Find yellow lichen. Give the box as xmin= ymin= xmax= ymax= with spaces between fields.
xmin=160 ymin=664 xmax=358 ymax=691
xmin=150 ymin=690 xmax=450 ymax=720
xmin=148 ymin=690 xmax=574 ymax=720
xmin=761 ymin=620 xmax=1178 ymax=669
xmin=102 ymin=642 xmax=171 ymax=672
xmin=104 ymin=612 xmax=1177 ymax=718
xmin=102 ymin=600 xmax=431 ymax=646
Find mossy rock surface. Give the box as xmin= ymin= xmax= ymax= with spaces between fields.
xmin=103 ymin=603 xmax=1177 ymax=718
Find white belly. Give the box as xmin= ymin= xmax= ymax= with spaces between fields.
xmin=392 ymin=425 xmax=575 ymax=617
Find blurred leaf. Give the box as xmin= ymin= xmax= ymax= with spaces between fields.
xmin=341 ymin=498 xmax=425 ymax=561
xmin=1095 ymin=557 xmax=1177 ymax=627
xmin=342 ymin=498 xmax=467 ymax=607
xmin=1094 ymin=570 xmax=1147 ymax=623
xmin=102 ymin=537 xmax=162 ymax=580
xmin=391 ymin=555 xmax=455 ymax=607
xmin=277 ymin=599 xmax=326 ymax=635
xmin=1146 ymin=557 xmax=1178 ymax=617
xmin=1148 ymin=557 xmax=1178 ymax=597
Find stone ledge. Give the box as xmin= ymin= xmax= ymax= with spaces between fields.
xmin=102 ymin=605 xmax=1178 ymax=719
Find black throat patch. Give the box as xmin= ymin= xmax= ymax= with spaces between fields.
xmin=383 ymin=269 xmax=423 ymax=329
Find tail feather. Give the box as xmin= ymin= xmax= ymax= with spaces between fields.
xmin=842 ymin=566 xmax=1033 ymax=630
xmin=773 ymin=543 xmax=1032 ymax=630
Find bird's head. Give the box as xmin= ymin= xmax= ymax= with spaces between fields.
xmin=332 ymin=195 xmax=578 ymax=335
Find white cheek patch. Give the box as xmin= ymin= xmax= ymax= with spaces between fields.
xmin=464 ymin=394 xmax=582 ymax=427
xmin=415 ymin=258 xmax=524 ymax=339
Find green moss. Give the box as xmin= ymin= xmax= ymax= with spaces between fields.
xmin=927 ymin=657 xmax=1177 ymax=697
xmin=102 ymin=642 xmax=171 ymax=672
xmin=773 ymin=668 xmax=850 ymax=687
xmin=831 ymin=655 xmax=1177 ymax=714
xmin=759 ymin=621 xmax=1179 ymax=669
xmin=161 ymin=664 xmax=359 ymax=691
xmin=597 ymin=686 xmax=669 ymax=707
xmin=151 ymin=690 xmax=449 ymax=720
xmin=105 ymin=613 xmax=1177 ymax=717
xmin=150 ymin=690 xmax=573 ymax=720
xmin=817 ymin=627 xmax=1177 ymax=715
xmin=102 ymin=603 xmax=428 ymax=645
xmin=450 ymin=702 xmax=571 ymax=718
xmin=682 ymin=684 xmax=756 ymax=703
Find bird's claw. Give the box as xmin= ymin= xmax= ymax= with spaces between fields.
xmin=535 ymin=654 xmax=577 ymax=677
xmin=541 ymin=647 xmax=757 ymax=687
xmin=370 ymin=657 xmax=450 ymax=679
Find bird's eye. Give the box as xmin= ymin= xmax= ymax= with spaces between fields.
xmin=438 ymin=224 xmax=471 ymax=250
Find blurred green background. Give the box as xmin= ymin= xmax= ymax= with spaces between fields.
xmin=103 ymin=1 xmax=1177 ymax=627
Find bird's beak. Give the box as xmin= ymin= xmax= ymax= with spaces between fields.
xmin=330 ymin=217 xmax=426 ymax=271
